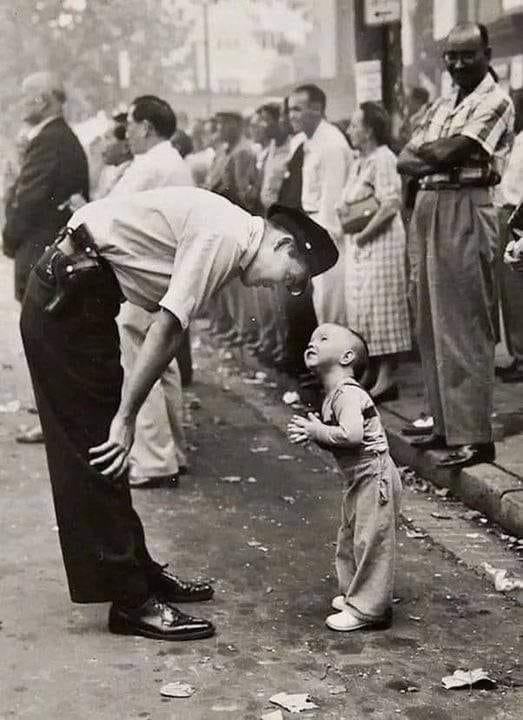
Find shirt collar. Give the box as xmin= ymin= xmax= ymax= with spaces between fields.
xmin=136 ymin=139 xmax=172 ymax=159
xmin=447 ymin=72 xmax=495 ymax=113
xmin=306 ymin=118 xmax=327 ymax=146
xmin=26 ymin=115 xmax=60 ymax=141
xmin=238 ymin=216 xmax=266 ymax=271
xmin=323 ymin=376 xmax=360 ymax=407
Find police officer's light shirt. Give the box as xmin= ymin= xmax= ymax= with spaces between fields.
xmin=68 ymin=187 xmax=265 ymax=329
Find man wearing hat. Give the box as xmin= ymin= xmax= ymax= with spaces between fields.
xmin=20 ymin=185 xmax=337 ymax=642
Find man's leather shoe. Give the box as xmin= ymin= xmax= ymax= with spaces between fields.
xmin=150 ymin=567 xmax=214 ymax=602
xmin=108 ymin=596 xmax=215 ymax=640
xmin=501 ymin=367 xmax=523 ymax=383
xmin=410 ymin=433 xmax=447 ymax=450
xmin=436 ymin=443 xmax=495 ymax=468
xmin=495 ymin=359 xmax=517 ymax=377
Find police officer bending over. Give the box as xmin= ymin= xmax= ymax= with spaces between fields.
xmin=20 ymin=186 xmax=338 ymax=641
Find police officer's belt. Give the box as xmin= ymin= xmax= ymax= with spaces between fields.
xmin=35 ymin=224 xmax=106 ymax=315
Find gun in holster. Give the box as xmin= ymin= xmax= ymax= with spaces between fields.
xmin=37 ymin=225 xmax=104 ymax=315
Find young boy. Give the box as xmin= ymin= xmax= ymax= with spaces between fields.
xmin=287 ymin=323 xmax=402 ymax=632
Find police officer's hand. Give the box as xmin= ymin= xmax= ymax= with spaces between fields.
xmin=89 ymin=413 xmax=136 ymax=480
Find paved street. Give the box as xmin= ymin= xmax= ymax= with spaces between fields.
xmin=0 ymin=256 xmax=521 ymax=720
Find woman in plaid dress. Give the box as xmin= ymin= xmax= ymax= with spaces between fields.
xmin=339 ymin=103 xmax=411 ymax=400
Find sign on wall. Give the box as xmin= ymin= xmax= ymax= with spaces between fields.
xmin=356 ymin=60 xmax=383 ymax=103
xmin=364 ymin=0 xmax=401 ymax=26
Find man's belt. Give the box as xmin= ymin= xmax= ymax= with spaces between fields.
xmin=419 ymin=166 xmax=499 ymax=191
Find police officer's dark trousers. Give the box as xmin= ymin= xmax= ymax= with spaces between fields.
xmin=20 ymin=253 xmax=162 ymax=605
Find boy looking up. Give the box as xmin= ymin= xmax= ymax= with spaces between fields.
xmin=288 ymin=324 xmax=402 ymax=631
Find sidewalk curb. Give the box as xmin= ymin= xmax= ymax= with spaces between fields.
xmin=380 ymin=407 xmax=523 ymax=538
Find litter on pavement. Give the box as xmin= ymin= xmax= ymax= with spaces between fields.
xmin=441 ymin=668 xmax=496 ymax=690
xmin=483 ymin=563 xmax=523 ymax=592
xmin=328 ymin=684 xmax=347 ymax=695
xmin=0 ymin=399 xmax=21 ymax=413
xmin=269 ymin=692 xmax=319 ymax=713
xmin=160 ymin=681 xmax=196 ymax=698
xmin=219 ymin=475 xmax=242 ymax=483
xmin=406 ymin=529 xmax=427 ymax=539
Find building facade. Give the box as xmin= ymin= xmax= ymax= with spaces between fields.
xmin=402 ymin=0 xmax=523 ymax=105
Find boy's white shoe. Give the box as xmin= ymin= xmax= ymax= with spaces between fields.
xmin=326 ymin=609 xmax=368 ymax=632
xmin=331 ymin=595 xmax=347 ymax=611
xmin=326 ymin=605 xmax=393 ymax=632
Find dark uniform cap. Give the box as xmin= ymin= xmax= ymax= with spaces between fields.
xmin=267 ymin=204 xmax=339 ymax=286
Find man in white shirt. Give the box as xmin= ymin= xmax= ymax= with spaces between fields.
xmin=111 ymin=95 xmax=194 ymax=489
xmin=21 ymin=186 xmax=338 ymax=641
xmin=288 ymin=84 xmax=353 ymax=325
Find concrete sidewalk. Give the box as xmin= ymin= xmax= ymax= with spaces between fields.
xmin=379 ymin=362 xmax=523 ymax=538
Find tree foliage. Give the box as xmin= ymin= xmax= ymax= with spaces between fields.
xmin=0 ymin=0 xmax=193 ymax=131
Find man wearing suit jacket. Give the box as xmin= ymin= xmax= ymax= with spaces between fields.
xmin=2 ymin=71 xmax=89 ymax=444
xmin=3 ymin=71 xmax=89 ymax=302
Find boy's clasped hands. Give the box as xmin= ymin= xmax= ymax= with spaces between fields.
xmin=287 ymin=413 xmax=323 ymax=445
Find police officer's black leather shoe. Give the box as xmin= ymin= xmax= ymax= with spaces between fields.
xmin=150 ymin=567 xmax=214 ymax=603
xmin=436 ymin=443 xmax=495 ymax=469
xmin=108 ymin=596 xmax=215 ymax=640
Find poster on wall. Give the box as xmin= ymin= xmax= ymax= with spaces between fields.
xmin=356 ymin=60 xmax=383 ymax=103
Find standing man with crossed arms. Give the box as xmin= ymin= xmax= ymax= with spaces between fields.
xmin=398 ymin=23 xmax=514 ymax=468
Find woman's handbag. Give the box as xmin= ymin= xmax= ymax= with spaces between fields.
xmin=337 ymin=193 xmax=380 ymax=235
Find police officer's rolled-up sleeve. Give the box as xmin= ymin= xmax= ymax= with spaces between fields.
xmin=158 ymin=231 xmax=240 ymax=330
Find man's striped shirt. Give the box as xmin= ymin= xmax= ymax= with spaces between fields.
xmin=410 ymin=72 xmax=515 ymax=177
